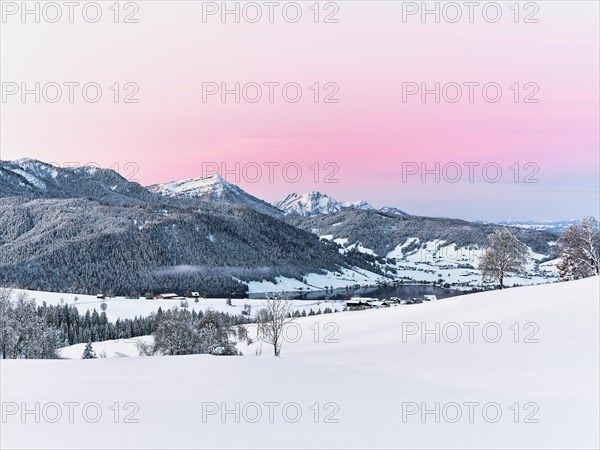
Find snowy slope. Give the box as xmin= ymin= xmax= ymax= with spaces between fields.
xmin=59 ymin=336 xmax=155 ymax=359
xmin=2 ymin=277 xmax=598 ymax=449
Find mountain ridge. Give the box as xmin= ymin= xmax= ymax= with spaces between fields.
xmin=0 ymin=158 xmax=158 ymax=205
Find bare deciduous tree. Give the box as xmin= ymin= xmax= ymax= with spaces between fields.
xmin=556 ymin=216 xmax=600 ymax=281
xmin=479 ymin=228 xmax=528 ymax=289
xmin=257 ymin=292 xmax=295 ymax=357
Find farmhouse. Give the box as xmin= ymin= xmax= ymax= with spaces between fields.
xmin=155 ymin=293 xmax=179 ymax=300
xmin=346 ymin=299 xmax=369 ymax=308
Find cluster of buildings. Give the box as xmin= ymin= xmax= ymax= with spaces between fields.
xmin=148 ymin=293 xmax=439 ymax=308
xmin=345 ymin=295 xmax=437 ymax=309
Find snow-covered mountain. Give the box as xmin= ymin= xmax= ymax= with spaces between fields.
xmin=380 ymin=205 xmax=409 ymax=216
xmin=148 ymin=174 xmax=281 ymax=216
xmin=273 ymin=192 xmax=408 ymax=217
xmin=273 ymin=191 xmax=377 ymax=217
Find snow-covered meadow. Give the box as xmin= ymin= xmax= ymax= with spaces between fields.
xmin=2 ymin=277 xmax=598 ymax=449
xmin=8 ymin=287 xmax=348 ymax=322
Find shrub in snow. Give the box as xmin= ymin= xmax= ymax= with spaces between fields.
xmin=82 ymin=342 xmax=97 ymax=359
xmin=147 ymin=308 xmax=242 ymax=356
xmin=136 ymin=340 xmax=154 ymax=357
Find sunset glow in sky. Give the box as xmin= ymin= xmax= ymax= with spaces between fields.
xmin=1 ymin=1 xmax=598 ymax=220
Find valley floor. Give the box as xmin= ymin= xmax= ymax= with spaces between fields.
xmin=1 ymin=277 xmax=599 ymax=449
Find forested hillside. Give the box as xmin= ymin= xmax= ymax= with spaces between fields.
xmin=0 ymin=196 xmax=373 ymax=295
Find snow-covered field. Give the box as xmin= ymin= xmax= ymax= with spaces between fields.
xmin=2 ymin=277 xmax=598 ymax=449
xmin=58 ymin=336 xmax=154 ymax=359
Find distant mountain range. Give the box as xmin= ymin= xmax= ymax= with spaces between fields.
xmin=146 ymin=174 xmax=408 ymax=218
xmin=491 ymin=220 xmax=577 ymax=233
xmin=0 ymin=159 xmax=561 ymax=295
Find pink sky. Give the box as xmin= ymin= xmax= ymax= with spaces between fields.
xmin=1 ymin=1 xmax=598 ymax=220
